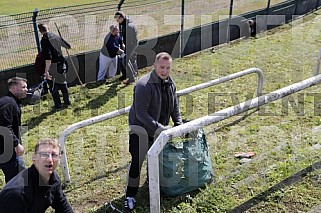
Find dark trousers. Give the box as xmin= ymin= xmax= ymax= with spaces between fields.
xmin=120 ymin=45 xmax=138 ymax=82
xmin=40 ymin=75 xmax=49 ymax=95
xmin=126 ymin=133 xmax=153 ymax=197
xmin=120 ymin=55 xmax=136 ymax=83
xmin=47 ymin=80 xmax=70 ymax=108
xmin=0 ymin=155 xmax=25 ymax=183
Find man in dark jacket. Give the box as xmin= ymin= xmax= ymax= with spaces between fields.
xmin=38 ymin=23 xmax=72 ymax=109
xmin=247 ymin=19 xmax=257 ymax=37
xmin=115 ymin=11 xmax=138 ymax=85
xmin=124 ymin=52 xmax=182 ymax=211
xmin=97 ymin=24 xmax=124 ymax=81
xmin=0 ymin=138 xmax=74 ymax=213
xmin=0 ymin=77 xmax=27 ymax=183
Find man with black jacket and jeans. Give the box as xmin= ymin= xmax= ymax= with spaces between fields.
xmin=0 ymin=77 xmax=27 ymax=183
xmin=0 ymin=138 xmax=74 ymax=213
xmin=115 ymin=11 xmax=138 ymax=85
xmin=38 ymin=23 xmax=71 ymax=109
xmin=124 ymin=52 xmax=182 ymax=211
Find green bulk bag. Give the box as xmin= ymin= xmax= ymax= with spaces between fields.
xmin=159 ymin=128 xmax=214 ymax=197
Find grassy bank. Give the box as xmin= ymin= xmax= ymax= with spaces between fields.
xmin=1 ymin=6 xmax=321 ymax=213
xmin=0 ymin=0 xmax=118 ymax=15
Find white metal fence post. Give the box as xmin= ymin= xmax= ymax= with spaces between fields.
xmin=147 ymin=73 xmax=321 ymax=213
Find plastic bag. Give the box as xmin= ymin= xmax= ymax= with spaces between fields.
xmin=159 ymin=128 xmax=214 ymax=197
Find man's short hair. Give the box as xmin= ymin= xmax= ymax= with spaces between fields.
xmin=34 ymin=138 xmax=61 ymax=154
xmin=114 ymin=11 xmax=125 ymax=19
xmin=8 ymin=77 xmax=27 ymax=88
xmin=247 ymin=19 xmax=255 ymax=26
xmin=38 ymin=23 xmax=49 ymax=33
xmin=155 ymin=52 xmax=172 ymax=63
xmin=110 ymin=24 xmax=118 ymax=32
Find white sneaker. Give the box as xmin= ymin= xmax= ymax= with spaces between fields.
xmin=124 ymin=197 xmax=136 ymax=211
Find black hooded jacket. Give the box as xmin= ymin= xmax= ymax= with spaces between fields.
xmin=0 ymin=165 xmax=73 ymax=213
xmin=41 ymin=32 xmax=71 ymax=63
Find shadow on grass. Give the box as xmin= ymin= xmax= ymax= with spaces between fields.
xmin=90 ymin=182 xmax=150 ymax=213
xmin=212 ymin=108 xmax=258 ymax=133
xmin=229 ymin=160 xmax=321 ymax=212
xmin=90 ymin=179 xmax=205 ymax=213
xmin=86 ymin=81 xmax=121 ymax=110
xmin=84 ymin=164 xmax=128 ymax=185
xmin=23 ymin=100 xmax=69 ymax=131
xmin=72 ymin=80 xmax=122 ymax=116
xmin=23 ymin=80 xmax=121 ymax=131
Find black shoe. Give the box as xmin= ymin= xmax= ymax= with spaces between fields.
xmin=62 ymin=103 xmax=70 ymax=108
xmin=52 ymin=105 xmax=62 ymax=111
xmin=123 ymin=79 xmax=134 ymax=86
xmin=119 ymin=75 xmax=126 ymax=81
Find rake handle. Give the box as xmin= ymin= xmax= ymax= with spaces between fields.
xmin=54 ymin=22 xmax=83 ymax=85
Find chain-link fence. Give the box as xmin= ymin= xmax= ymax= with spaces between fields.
xmin=0 ymin=0 xmax=289 ymax=71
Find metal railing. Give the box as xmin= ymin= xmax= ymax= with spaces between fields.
xmin=147 ymin=72 xmax=321 ymax=213
xmin=58 ymin=67 xmax=264 ymax=183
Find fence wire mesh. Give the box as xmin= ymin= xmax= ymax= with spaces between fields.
xmin=0 ymin=0 xmax=288 ymax=71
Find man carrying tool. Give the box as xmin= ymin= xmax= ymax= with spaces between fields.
xmin=38 ymin=23 xmax=71 ymax=110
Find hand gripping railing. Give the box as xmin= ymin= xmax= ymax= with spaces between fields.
xmin=59 ymin=67 xmax=264 ymax=184
xmin=147 ymin=73 xmax=321 ymax=213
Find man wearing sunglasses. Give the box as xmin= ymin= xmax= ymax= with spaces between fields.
xmin=0 ymin=138 xmax=73 ymax=213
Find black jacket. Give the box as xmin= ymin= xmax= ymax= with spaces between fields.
xmin=41 ymin=32 xmax=71 ymax=63
xmin=0 ymin=165 xmax=73 ymax=213
xmin=120 ymin=17 xmax=138 ymax=51
xmin=129 ymin=70 xmax=182 ymax=137
xmin=0 ymin=92 xmax=22 ymax=158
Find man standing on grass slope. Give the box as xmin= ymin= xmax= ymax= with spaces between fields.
xmin=0 ymin=77 xmax=28 ymax=184
xmin=124 ymin=52 xmax=182 ymax=212
xmin=115 ymin=11 xmax=138 ymax=85
xmin=38 ymin=23 xmax=72 ymax=110
xmin=0 ymin=138 xmax=74 ymax=213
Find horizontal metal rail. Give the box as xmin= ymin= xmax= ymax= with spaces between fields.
xmin=177 ymin=67 xmax=263 ymax=97
xmin=58 ymin=106 xmax=130 ymax=183
xmin=147 ymin=73 xmax=321 ymax=213
xmin=58 ymin=67 xmax=264 ymax=183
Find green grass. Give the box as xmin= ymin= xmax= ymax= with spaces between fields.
xmin=2 ymin=5 xmax=321 ymax=213
xmin=0 ymin=0 xmax=119 ymax=15
xmin=0 ymin=0 xmax=286 ymax=71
